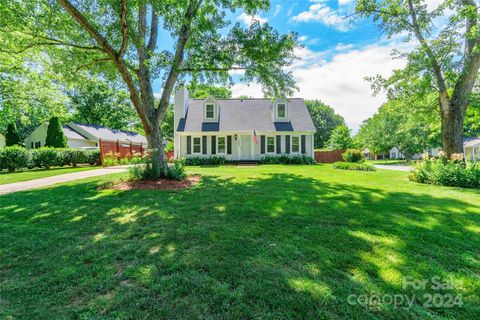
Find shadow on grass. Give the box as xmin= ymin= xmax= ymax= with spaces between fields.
xmin=0 ymin=172 xmax=479 ymax=319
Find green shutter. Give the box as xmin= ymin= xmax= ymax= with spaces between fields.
xmin=211 ymin=136 xmax=216 ymax=154
xmin=187 ymin=136 xmax=191 ymax=155
xmin=285 ymin=135 xmax=290 ymax=154
xmin=227 ymin=136 xmax=232 ymax=154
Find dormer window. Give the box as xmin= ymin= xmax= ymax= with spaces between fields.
xmin=205 ymin=104 xmax=215 ymax=119
xmin=277 ymin=103 xmax=286 ymax=118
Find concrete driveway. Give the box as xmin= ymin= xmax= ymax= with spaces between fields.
xmin=374 ymin=164 xmax=411 ymax=172
xmin=0 ymin=166 xmax=129 ymax=195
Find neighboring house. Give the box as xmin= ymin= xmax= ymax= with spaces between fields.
xmin=25 ymin=122 xmax=147 ymax=149
xmin=464 ymin=137 xmax=480 ymax=161
xmin=0 ymin=133 xmax=5 ymax=148
xmin=173 ymin=87 xmax=316 ymax=161
xmin=389 ymin=147 xmax=440 ymax=160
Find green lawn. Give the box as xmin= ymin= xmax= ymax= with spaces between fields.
xmin=0 ymin=166 xmax=100 ymax=185
xmin=365 ymin=159 xmax=411 ymax=165
xmin=1 ymin=165 xmax=479 ymax=319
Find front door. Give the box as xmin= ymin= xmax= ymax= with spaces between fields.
xmin=238 ymin=135 xmax=251 ymax=160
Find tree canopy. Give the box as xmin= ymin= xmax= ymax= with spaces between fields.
xmin=326 ymin=125 xmax=353 ymax=150
xmin=305 ymin=100 xmax=346 ymax=149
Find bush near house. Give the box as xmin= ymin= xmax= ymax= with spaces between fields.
xmin=185 ymin=156 xmax=226 ymax=166
xmin=258 ymin=155 xmax=316 ymax=165
xmin=409 ymin=153 xmax=480 ymax=188
xmin=0 ymin=147 xmax=100 ymax=172
xmin=0 ymin=146 xmax=31 ymax=172
xmin=333 ymin=162 xmax=376 ymax=171
xmin=342 ymin=149 xmax=365 ymax=163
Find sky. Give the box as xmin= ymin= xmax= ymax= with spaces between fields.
xmin=153 ymin=0 xmax=426 ymax=132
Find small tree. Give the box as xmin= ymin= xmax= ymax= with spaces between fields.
xmin=327 ymin=125 xmax=353 ymax=150
xmin=45 ymin=117 xmax=67 ymax=148
xmin=5 ymin=123 xmax=22 ymax=146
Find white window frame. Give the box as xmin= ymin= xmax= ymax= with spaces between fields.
xmin=205 ymin=103 xmax=215 ymax=119
xmin=276 ymin=103 xmax=287 ymax=119
xmin=217 ymin=136 xmax=226 ymax=154
xmin=291 ymin=135 xmax=300 ymax=154
xmin=266 ymin=136 xmax=276 ymax=154
xmin=192 ymin=136 xmax=202 ymax=154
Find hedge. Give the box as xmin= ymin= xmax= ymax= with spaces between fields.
xmin=333 ymin=162 xmax=376 ymax=171
xmin=258 ymin=155 xmax=316 ymax=165
xmin=0 ymin=146 xmax=100 ymax=172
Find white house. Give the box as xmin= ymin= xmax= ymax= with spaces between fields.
xmin=464 ymin=137 xmax=480 ymax=161
xmin=173 ymin=87 xmax=316 ymax=161
xmin=389 ymin=147 xmax=440 ymax=160
xmin=0 ymin=133 xmax=5 ymax=148
xmin=25 ymin=122 xmax=147 ymax=149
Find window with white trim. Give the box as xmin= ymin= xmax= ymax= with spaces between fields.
xmin=205 ymin=104 xmax=215 ymax=119
xmin=217 ymin=136 xmax=226 ymax=154
xmin=267 ymin=136 xmax=275 ymax=153
xmin=193 ymin=137 xmax=201 ymax=154
xmin=277 ymin=103 xmax=286 ymax=118
xmin=291 ymin=136 xmax=300 ymax=153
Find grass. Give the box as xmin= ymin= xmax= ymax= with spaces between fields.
xmin=0 ymin=165 xmax=479 ymax=319
xmin=365 ymin=159 xmax=412 ymax=165
xmin=0 ymin=166 xmax=100 ymax=185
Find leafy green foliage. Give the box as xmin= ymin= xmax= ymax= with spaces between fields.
xmin=5 ymin=123 xmax=22 ymax=146
xmin=165 ymin=158 xmax=187 ymax=181
xmin=342 ymin=149 xmax=365 ymax=163
xmin=333 ymin=162 xmax=376 ymax=171
xmin=68 ymin=78 xmax=139 ymax=132
xmin=258 ymin=155 xmax=316 ymax=165
xmin=31 ymin=147 xmax=59 ymax=169
xmin=45 ymin=117 xmax=67 ymax=148
xmin=305 ymin=100 xmax=346 ymax=148
xmin=326 ymin=125 xmax=353 ymax=150
xmin=0 ymin=146 xmax=30 ymax=172
xmin=187 ymin=84 xmax=232 ymax=99
xmin=410 ymin=156 xmax=480 ymax=188
xmin=60 ymin=149 xmax=89 ymax=167
xmin=185 ymin=156 xmax=226 ymax=166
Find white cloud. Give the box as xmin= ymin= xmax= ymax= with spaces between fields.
xmin=335 ymin=43 xmax=353 ymax=51
xmin=231 ymin=42 xmax=408 ymax=131
xmin=298 ymin=35 xmax=308 ymax=42
xmin=273 ymin=4 xmax=282 ymax=17
xmin=338 ymin=0 xmax=354 ymax=5
xmin=237 ymin=12 xmax=268 ymax=27
xmin=292 ymin=2 xmax=350 ymax=31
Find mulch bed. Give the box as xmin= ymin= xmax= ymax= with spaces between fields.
xmin=104 ymin=175 xmax=201 ymax=190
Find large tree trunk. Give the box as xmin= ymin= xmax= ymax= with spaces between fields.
xmin=439 ymin=95 xmax=466 ymax=156
xmin=144 ymin=118 xmax=167 ymax=179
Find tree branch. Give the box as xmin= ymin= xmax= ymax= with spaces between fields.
xmin=147 ymin=11 xmax=158 ymax=53
xmin=118 ymin=0 xmax=128 ymax=58
xmin=72 ymin=57 xmax=110 ymax=74
xmin=407 ymin=0 xmax=447 ymax=95
xmin=178 ymin=66 xmax=249 ymax=72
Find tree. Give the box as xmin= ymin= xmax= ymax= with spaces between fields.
xmin=0 ymin=0 xmax=299 ymax=178
xmin=45 ymin=117 xmax=67 ymax=148
xmin=187 ymin=83 xmax=232 ymax=99
xmin=5 ymin=123 xmax=22 ymax=146
xmin=326 ymin=125 xmax=353 ymax=150
xmin=356 ymin=0 xmax=480 ymax=156
xmin=305 ymin=100 xmax=346 ymax=148
xmin=68 ymin=77 xmax=138 ymax=131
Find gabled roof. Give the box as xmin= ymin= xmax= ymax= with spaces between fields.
xmin=62 ymin=125 xmax=88 ymax=140
xmin=70 ymin=123 xmax=147 ymax=143
xmin=177 ymin=98 xmax=315 ymax=132
xmin=464 ymin=137 xmax=480 ymax=148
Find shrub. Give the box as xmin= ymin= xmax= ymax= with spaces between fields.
xmin=61 ymin=149 xmax=88 ymax=167
xmin=5 ymin=123 xmax=22 ymax=146
xmin=31 ymin=147 xmax=59 ymax=169
xmin=333 ymin=162 xmax=376 ymax=171
xmin=45 ymin=116 xmax=67 ymax=148
xmin=185 ymin=156 xmax=225 ymax=166
xmin=0 ymin=146 xmax=31 ymax=172
xmin=258 ymin=155 xmax=316 ymax=165
xmin=165 ymin=158 xmax=187 ymax=180
xmin=102 ymin=152 xmax=119 ymax=167
xmin=87 ymin=150 xmax=101 ymax=165
xmin=342 ymin=149 xmax=365 ymax=163
xmin=409 ymin=154 xmax=480 ymax=188
xmin=165 ymin=141 xmax=174 ymax=152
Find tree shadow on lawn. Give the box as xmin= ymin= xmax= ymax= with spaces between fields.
xmin=0 ymin=172 xmax=479 ymax=319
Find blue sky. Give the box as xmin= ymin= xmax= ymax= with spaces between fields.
xmin=154 ymin=0 xmax=421 ymax=131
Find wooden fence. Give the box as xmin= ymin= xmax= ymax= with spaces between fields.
xmin=99 ymin=139 xmax=144 ymax=162
xmin=314 ymin=150 xmax=345 ymax=163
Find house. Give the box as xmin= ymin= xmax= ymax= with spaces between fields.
xmin=389 ymin=147 xmax=440 ymax=160
xmin=0 ymin=133 xmax=5 ymax=148
xmin=173 ymin=87 xmax=316 ymax=161
xmin=464 ymin=137 xmax=480 ymax=161
xmin=25 ymin=122 xmax=147 ymax=149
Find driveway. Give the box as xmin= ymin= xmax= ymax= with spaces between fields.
xmin=374 ymin=164 xmax=411 ymax=172
xmin=0 ymin=166 xmax=129 ymax=195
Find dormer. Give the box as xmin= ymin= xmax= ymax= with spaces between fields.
xmin=272 ymin=98 xmax=290 ymax=122
xmin=203 ymin=96 xmax=219 ymax=122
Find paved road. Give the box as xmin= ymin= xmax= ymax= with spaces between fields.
xmin=0 ymin=166 xmax=129 ymax=195
xmin=374 ymin=164 xmax=411 ymax=172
